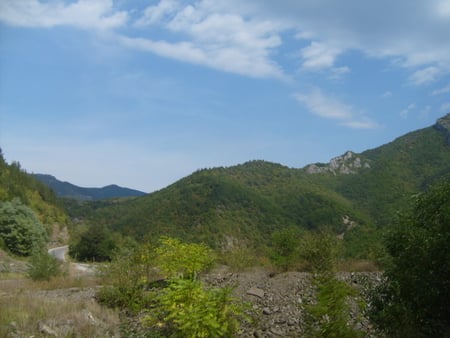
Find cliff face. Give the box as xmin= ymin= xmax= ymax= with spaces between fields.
xmin=434 ymin=113 xmax=450 ymax=146
xmin=304 ymin=151 xmax=371 ymax=175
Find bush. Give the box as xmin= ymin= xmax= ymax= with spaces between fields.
xmin=299 ymin=230 xmax=342 ymax=273
xmin=155 ymin=237 xmax=215 ymax=279
xmin=147 ymin=278 xmax=246 ymax=337
xmin=305 ymin=273 xmax=364 ymax=338
xmin=97 ymin=243 xmax=155 ymax=313
xmin=0 ymin=199 xmax=48 ymax=256
xmin=27 ymin=247 xmax=62 ymax=281
xmin=269 ymin=226 xmax=301 ymax=271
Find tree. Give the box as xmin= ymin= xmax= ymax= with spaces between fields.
xmin=0 ymin=199 xmax=48 ymax=255
xmin=369 ymin=178 xmax=450 ymax=337
xmin=69 ymin=224 xmax=116 ymax=261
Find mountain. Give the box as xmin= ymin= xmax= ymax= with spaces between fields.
xmin=33 ymin=174 xmax=147 ymax=200
xmin=67 ymin=114 xmax=450 ymax=256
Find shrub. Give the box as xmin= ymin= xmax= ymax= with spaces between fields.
xmin=305 ymin=273 xmax=364 ymax=338
xmin=269 ymin=226 xmax=301 ymax=271
xmin=97 ymin=244 xmax=155 ymax=313
xmin=26 ymin=247 xmax=62 ymax=281
xmin=0 ymin=199 xmax=48 ymax=256
xmin=147 ymin=278 xmax=246 ymax=337
xmin=299 ymin=230 xmax=342 ymax=273
xmin=155 ymin=237 xmax=215 ymax=279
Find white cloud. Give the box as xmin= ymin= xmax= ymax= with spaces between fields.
xmin=400 ymin=103 xmax=416 ymax=119
xmin=135 ymin=0 xmax=180 ymax=26
xmin=126 ymin=1 xmax=284 ymax=78
xmin=381 ymin=91 xmax=393 ymax=98
xmin=300 ymin=41 xmax=342 ymax=70
xmin=117 ymin=34 xmax=283 ymax=78
xmin=432 ymin=83 xmax=450 ymax=95
xmin=1 ymin=0 xmax=449 ymax=82
xmin=294 ymin=88 xmax=378 ymax=129
xmin=409 ymin=67 xmax=440 ymax=85
xmin=214 ymin=0 xmax=450 ymax=79
xmin=0 ymin=0 xmax=127 ymax=30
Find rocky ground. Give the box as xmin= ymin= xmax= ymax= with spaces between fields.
xmin=203 ymin=267 xmax=382 ymax=337
xmin=1 ymin=249 xmax=382 ymax=337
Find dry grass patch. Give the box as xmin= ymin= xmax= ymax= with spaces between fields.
xmin=0 ymin=289 xmax=120 ymax=337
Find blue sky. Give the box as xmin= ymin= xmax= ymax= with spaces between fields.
xmin=1 ymin=0 xmax=449 ymax=192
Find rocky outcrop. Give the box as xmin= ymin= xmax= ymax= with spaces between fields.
xmin=434 ymin=113 xmax=450 ymax=146
xmin=305 ymin=151 xmax=371 ymax=175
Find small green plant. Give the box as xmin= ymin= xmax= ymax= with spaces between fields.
xmin=305 ymin=273 xmax=364 ymax=338
xmin=143 ymin=237 xmax=248 ymax=337
xmin=26 ymin=247 xmax=62 ymax=281
xmin=301 ymin=231 xmax=365 ymax=337
xmin=155 ymin=237 xmax=215 ymax=279
xmin=97 ymin=244 xmax=155 ymax=313
xmin=147 ymin=278 xmax=246 ymax=337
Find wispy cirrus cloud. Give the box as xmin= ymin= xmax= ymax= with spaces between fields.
xmin=0 ymin=0 xmax=128 ymax=30
xmin=409 ymin=66 xmax=440 ymax=85
xmin=294 ymin=88 xmax=378 ymax=129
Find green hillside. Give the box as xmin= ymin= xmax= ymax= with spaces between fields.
xmin=65 ymin=115 xmax=450 ymax=257
xmin=0 ymin=149 xmax=67 ymax=226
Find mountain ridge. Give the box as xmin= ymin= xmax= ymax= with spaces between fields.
xmin=67 ymin=114 xmax=450 ymax=258
xmin=33 ymin=174 xmax=146 ymax=200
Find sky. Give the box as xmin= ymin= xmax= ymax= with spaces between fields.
xmin=0 ymin=0 xmax=450 ymax=193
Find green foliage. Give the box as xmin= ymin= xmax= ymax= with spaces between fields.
xmin=97 ymin=243 xmax=155 ymax=312
xmin=305 ymin=273 xmax=364 ymax=338
xmin=0 ymin=150 xmax=67 ymax=226
xmin=299 ymin=230 xmax=342 ymax=273
xmin=26 ymin=247 xmax=62 ymax=281
xmin=97 ymin=237 xmax=247 ymax=336
xmin=368 ymin=178 xmax=450 ymax=337
xmin=149 ymin=278 xmax=245 ymax=338
xmin=269 ymin=226 xmax=302 ymax=271
xmin=69 ymin=224 xmax=117 ymax=261
xmin=155 ymin=237 xmax=215 ymax=279
xmin=0 ymin=199 xmax=48 ymax=256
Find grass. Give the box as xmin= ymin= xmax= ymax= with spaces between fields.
xmin=0 ymin=291 xmax=120 ymax=337
xmin=0 ymin=254 xmax=119 ymax=338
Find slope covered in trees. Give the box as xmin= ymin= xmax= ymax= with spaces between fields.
xmin=0 ymin=149 xmax=68 ymax=255
xmin=68 ymin=116 xmax=450 ymax=260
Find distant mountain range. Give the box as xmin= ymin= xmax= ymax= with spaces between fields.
xmin=32 ymin=174 xmax=146 ymax=200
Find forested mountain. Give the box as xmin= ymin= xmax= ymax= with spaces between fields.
xmin=0 ymin=150 xmax=67 ymax=226
xmin=33 ymin=174 xmax=146 ymax=200
xmin=69 ymin=115 xmax=450 ymax=256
